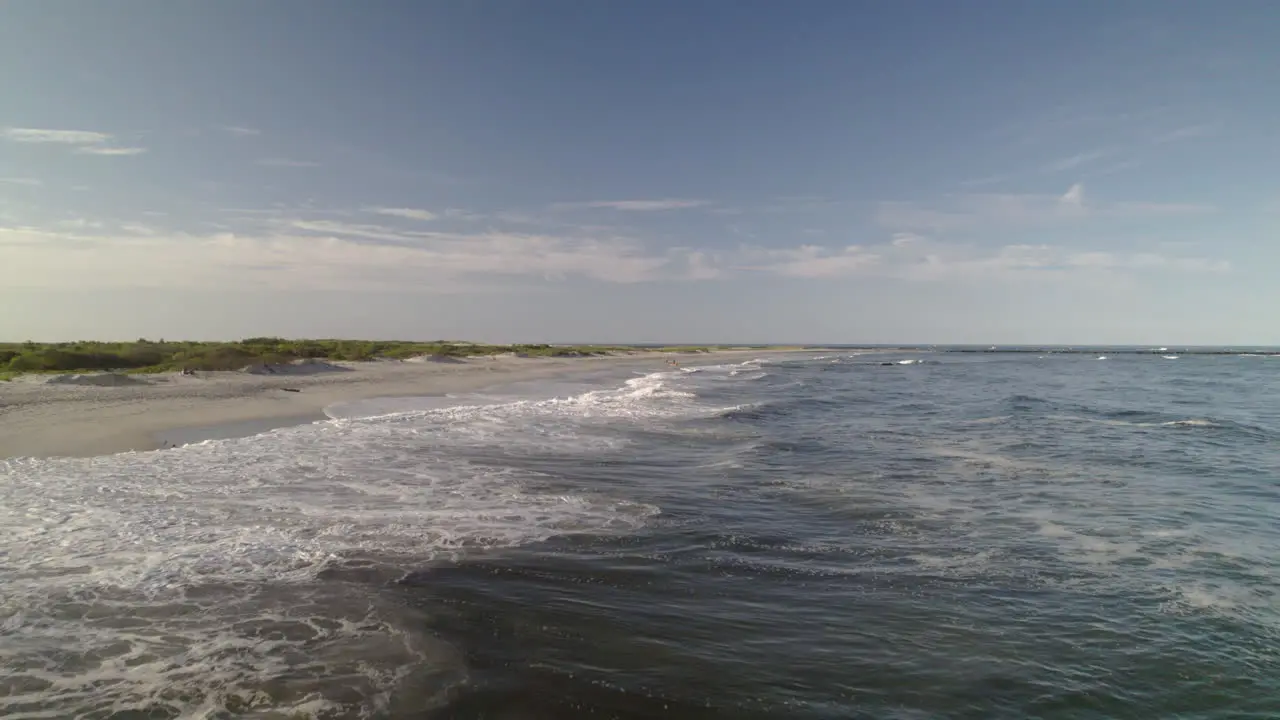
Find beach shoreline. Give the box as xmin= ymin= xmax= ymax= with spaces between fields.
xmin=0 ymin=350 xmax=792 ymax=459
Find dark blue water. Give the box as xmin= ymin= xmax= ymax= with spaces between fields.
xmin=3 ymin=352 xmax=1278 ymax=718
xmin=403 ymin=352 xmax=1280 ymax=719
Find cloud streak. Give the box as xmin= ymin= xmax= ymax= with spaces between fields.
xmin=1 ymin=223 xmax=684 ymax=290
xmin=75 ymin=146 xmax=147 ymax=156
xmin=743 ymin=236 xmax=1229 ymax=282
xmin=1151 ymin=124 xmax=1213 ymax=145
xmin=553 ymin=199 xmax=711 ymax=212
xmin=2 ymin=128 xmax=112 ymax=144
xmin=1044 ymin=150 xmax=1108 ymax=173
xmin=742 ymin=245 xmax=881 ymax=278
xmin=877 ymin=184 xmax=1214 ymax=233
xmin=2 ymin=126 xmax=146 ymax=156
xmin=366 ymin=207 xmax=437 ymax=221
xmin=256 ymin=158 xmax=320 ymax=168
xmin=0 ymin=210 xmax=1231 ymax=294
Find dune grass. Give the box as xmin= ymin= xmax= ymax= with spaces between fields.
xmin=0 ymin=339 xmax=729 ymax=377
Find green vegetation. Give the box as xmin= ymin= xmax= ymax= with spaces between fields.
xmin=0 ymin=339 xmax=731 ymax=377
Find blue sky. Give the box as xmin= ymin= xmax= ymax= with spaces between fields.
xmin=2 ymin=1 xmax=1277 ymax=344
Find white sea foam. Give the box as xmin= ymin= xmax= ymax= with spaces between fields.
xmin=680 ymin=358 xmax=762 ymax=374
xmin=1159 ymin=580 xmax=1278 ymax=626
xmin=0 ymin=438 xmax=655 ymax=715
xmin=1049 ymin=414 xmax=1221 ymax=429
xmin=1159 ymin=418 xmax=1217 ymax=427
xmin=323 ymin=394 xmax=501 ymax=420
xmin=0 ymin=369 xmax=735 ymax=718
xmin=955 ymin=415 xmax=1012 ymax=426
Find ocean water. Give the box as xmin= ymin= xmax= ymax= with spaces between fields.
xmin=2 ymin=351 xmax=1278 ymax=719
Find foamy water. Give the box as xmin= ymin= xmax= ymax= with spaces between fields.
xmin=0 ymin=371 xmax=697 ymax=718
xmin=3 ymin=352 xmax=1279 ymax=718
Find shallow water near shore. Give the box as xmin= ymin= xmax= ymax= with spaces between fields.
xmin=2 ymin=351 xmax=1278 ymax=718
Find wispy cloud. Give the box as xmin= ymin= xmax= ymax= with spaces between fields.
xmin=1109 ymin=200 xmax=1217 ymax=215
xmin=120 ymin=222 xmax=159 ymax=235
xmin=57 ymin=218 xmax=106 ymax=230
xmin=75 ymin=146 xmax=147 ymax=156
xmin=1151 ymin=124 xmax=1213 ymax=145
xmin=223 ymin=125 xmax=261 ymax=137
xmin=741 ymin=245 xmax=880 ymax=278
xmin=991 ymin=106 xmax=1216 ymax=183
xmin=1088 ymin=159 xmax=1142 ymax=178
xmin=1063 ymin=251 xmax=1229 ymax=273
xmin=366 ymin=207 xmax=437 ymax=221
xmin=759 ymin=196 xmax=843 ymax=213
xmin=286 ymin=219 xmax=422 ymax=244
xmin=0 ymin=177 xmax=42 ymax=186
xmin=279 ymin=217 xmax=690 ymax=282
xmin=959 ymin=173 xmax=1015 ymax=189
xmin=442 ymin=208 xmax=483 ymax=221
xmin=2 ymin=174 xmax=1234 ymax=295
xmin=742 ymin=234 xmax=1230 ymax=282
xmin=1043 ymin=149 xmax=1109 ymax=173
xmin=0 ymin=219 xmax=697 ymax=289
xmin=553 ymin=199 xmax=711 ymax=212
xmin=877 ymin=184 xmax=1213 ymax=234
xmin=1060 ymin=183 xmax=1084 ymax=208
xmin=2 ymin=126 xmax=146 ymax=156
xmin=999 ymin=103 xmax=1179 ymax=149
xmin=2 ymin=127 xmax=112 ymax=144
xmin=256 ymin=158 xmax=320 ymax=168
xmin=0 ymin=214 xmax=1232 ymax=293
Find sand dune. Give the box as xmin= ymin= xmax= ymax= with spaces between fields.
xmin=43 ymin=372 xmax=149 ymax=387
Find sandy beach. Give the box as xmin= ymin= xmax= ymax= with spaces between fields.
xmin=0 ymin=350 xmax=773 ymax=459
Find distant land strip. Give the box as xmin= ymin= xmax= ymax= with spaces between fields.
xmin=0 ymin=339 xmax=805 ymax=379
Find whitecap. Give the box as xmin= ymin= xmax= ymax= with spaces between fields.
xmin=1159 ymin=419 xmax=1217 ymax=428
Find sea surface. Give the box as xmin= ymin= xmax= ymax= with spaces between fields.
xmin=2 ymin=351 xmax=1278 ymax=719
